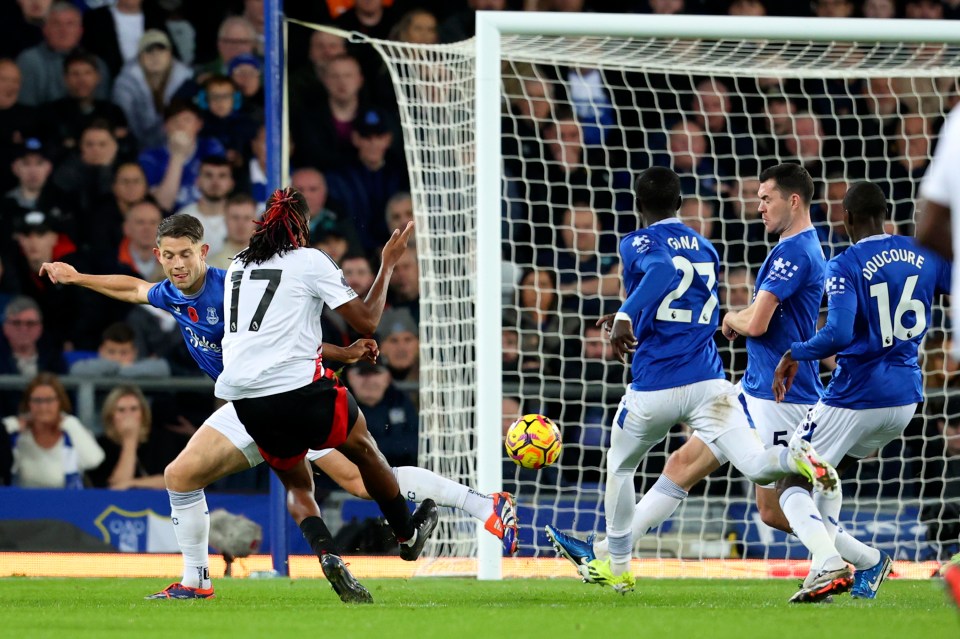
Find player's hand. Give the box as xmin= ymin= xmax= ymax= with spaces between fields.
xmin=342 ymin=338 xmax=380 ymax=364
xmin=721 ymin=313 xmax=739 ymax=340
xmin=772 ymin=349 xmax=798 ymax=403
xmin=596 ymin=313 xmax=616 ymax=334
xmin=381 ymin=221 xmax=415 ymax=269
xmin=609 ymin=318 xmax=638 ymax=364
xmin=39 ymin=261 xmax=79 ymax=285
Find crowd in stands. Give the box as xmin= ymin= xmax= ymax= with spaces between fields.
xmin=0 ymin=0 xmax=958 ymax=558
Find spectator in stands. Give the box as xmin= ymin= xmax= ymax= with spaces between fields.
xmin=678 ymin=197 xmax=717 ymax=241
xmin=241 ymin=0 xmax=266 ymax=57
xmin=516 ymin=267 xmax=564 ymax=377
xmin=310 ymin=216 xmax=351 ymax=264
xmin=390 ymin=8 xmax=439 ymax=45
xmin=238 ymin=123 xmax=268 ymax=208
xmin=196 ymin=16 xmax=258 ymax=81
xmin=564 ymin=65 xmax=615 ymax=147
xmin=138 ymin=100 xmax=225 ymax=213
xmin=195 ymin=75 xmax=258 ymax=170
xmin=81 ymin=0 xmax=172 ymax=79
xmin=546 ymin=205 xmax=620 ymax=313
xmin=79 ymin=162 xmax=147 ymax=260
xmin=42 ymin=51 xmax=130 ymax=157
xmin=327 ymin=106 xmax=410 ymax=252
xmin=663 ymin=119 xmax=718 ymax=201
xmin=0 ymin=59 xmax=39 ymax=193
xmin=208 ymin=193 xmax=257 ymax=270
xmin=814 ymin=173 xmax=851 ymax=257
xmin=385 ymin=191 xmax=416 ymax=247
xmin=175 ymin=156 xmax=233 ymax=255
xmin=112 ymin=30 xmax=193 ymax=150
xmin=440 ymin=0 xmax=506 ymax=43
xmin=502 ymin=319 xmax=542 ymax=386
xmin=69 ymin=321 xmax=170 ymax=378
xmin=387 ymin=248 xmax=420 ymax=324
xmin=290 ymin=166 xmax=361 ymax=250
xmin=0 ymin=138 xmax=74 ymax=253
xmin=690 ymin=78 xmax=757 ymax=178
xmin=344 ymin=360 xmax=418 ymax=468
xmin=378 ymin=307 xmax=419 ymax=383
xmin=0 ymin=0 xmax=47 ymax=60
xmin=51 ymin=121 xmax=121 ymax=220
xmin=15 ymin=2 xmax=111 ymax=107
xmin=905 ymin=0 xmax=944 ymax=18
xmin=728 ymin=0 xmax=767 ymax=15
xmin=0 ymin=295 xmax=61 ymax=378
xmin=813 ymin=0 xmax=854 ymax=16
xmin=88 ymin=384 xmax=184 ymax=489
xmin=291 ymin=53 xmax=366 ymax=171
xmin=227 ymin=53 xmax=264 ymax=120
xmin=877 ymin=112 xmax=932 ymax=234
xmin=117 ymin=200 xmax=164 ymax=281
xmin=340 ymin=255 xmax=374 ymax=299
xmin=781 ymin=111 xmax=825 ymax=180
xmin=4 ymin=372 xmax=103 ymax=488
xmin=335 ymin=0 xmax=397 ymax=42
xmin=862 ymin=0 xmax=897 ymax=18
xmin=720 ymin=267 xmax=754 ymax=312
xmin=290 ymin=31 xmax=346 ymax=111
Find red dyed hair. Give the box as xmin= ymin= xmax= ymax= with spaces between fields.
xmin=236 ymin=187 xmax=311 ymax=265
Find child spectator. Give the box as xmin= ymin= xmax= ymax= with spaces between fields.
xmin=69 ymin=321 xmax=170 ymax=378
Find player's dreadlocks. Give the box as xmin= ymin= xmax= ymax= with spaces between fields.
xmin=236 ymin=187 xmax=311 ymax=266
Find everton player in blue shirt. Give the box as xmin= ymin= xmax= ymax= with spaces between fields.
xmin=39 ymin=212 xmax=518 ymax=600
xmin=546 ymin=167 xmax=839 ymax=593
xmin=774 ymin=181 xmax=951 ymax=603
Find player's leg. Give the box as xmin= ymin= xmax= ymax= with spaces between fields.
xmin=148 ymin=404 xmax=260 ymax=599
xmin=336 ymin=409 xmax=439 ymax=560
xmin=273 ymin=457 xmax=372 ymax=604
xmin=310 ymin=449 xmax=518 ymax=554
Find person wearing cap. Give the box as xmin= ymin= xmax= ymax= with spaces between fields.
xmin=377 ymin=307 xmax=419 ymax=384
xmin=0 ymin=137 xmax=75 ymax=256
xmin=15 ymin=2 xmax=111 ymax=107
xmin=227 ymin=53 xmax=264 ymax=120
xmin=112 ymin=29 xmax=193 ymax=149
xmin=326 ymin=106 xmax=409 ymax=252
xmin=343 ymin=360 xmax=419 ymax=469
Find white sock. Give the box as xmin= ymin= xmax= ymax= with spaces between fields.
xmin=607 ymin=532 xmax=632 ymax=576
xmin=814 ymin=489 xmax=842 ymax=544
xmin=633 ymin=475 xmax=688 ymax=539
xmin=779 ymin=486 xmax=844 ymax=572
xmin=394 ymin=466 xmax=492 ymax=522
xmin=835 ymin=529 xmax=882 ymax=570
xmin=169 ymin=489 xmax=211 ymax=589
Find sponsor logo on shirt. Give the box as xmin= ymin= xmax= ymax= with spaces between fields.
xmin=767 ymin=257 xmax=800 ymax=282
xmin=206 ymin=307 xmax=219 ymax=325
xmin=825 ymin=276 xmax=846 ymax=296
xmin=184 ymin=326 xmax=222 ymax=353
xmin=632 ymin=235 xmax=652 ymax=254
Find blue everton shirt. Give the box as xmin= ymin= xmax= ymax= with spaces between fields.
xmin=147 ymin=267 xmax=227 ymax=380
xmin=741 ymin=227 xmax=826 ymax=404
xmin=794 ymin=235 xmax=950 ymax=409
xmin=620 ymin=218 xmax=724 ymax=392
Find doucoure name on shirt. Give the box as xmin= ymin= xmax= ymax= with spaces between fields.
xmin=667 ymin=235 xmax=700 ymax=251
xmin=861 ymin=248 xmax=925 ymax=281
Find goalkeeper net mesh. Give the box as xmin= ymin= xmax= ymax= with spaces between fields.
xmin=315 ymin=26 xmax=960 ymax=570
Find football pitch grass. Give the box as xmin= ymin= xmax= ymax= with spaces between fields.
xmin=1 ymin=577 xmax=956 ymax=639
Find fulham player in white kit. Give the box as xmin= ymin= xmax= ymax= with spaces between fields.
xmin=215 ymin=188 xmax=437 ymax=603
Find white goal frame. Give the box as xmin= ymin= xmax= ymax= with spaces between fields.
xmin=473 ymin=12 xmax=960 ymax=580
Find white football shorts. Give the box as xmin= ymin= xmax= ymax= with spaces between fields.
xmin=616 ymin=378 xmax=747 ymax=445
xmin=733 ymin=386 xmax=812 ymax=488
xmin=204 ymin=402 xmax=334 ymax=467
xmin=792 ymin=401 xmax=918 ymax=466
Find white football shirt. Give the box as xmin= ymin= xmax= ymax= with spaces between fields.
xmin=919 ymin=103 xmax=960 ymax=358
xmin=215 ymin=247 xmax=358 ymax=400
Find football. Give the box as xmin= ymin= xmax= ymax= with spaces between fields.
xmin=504 ymin=414 xmax=562 ymax=470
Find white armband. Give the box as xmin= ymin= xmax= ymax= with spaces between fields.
xmin=614 ymin=312 xmax=632 ymax=324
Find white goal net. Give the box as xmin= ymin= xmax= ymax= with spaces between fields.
xmin=302 ymin=15 xmax=960 ymax=575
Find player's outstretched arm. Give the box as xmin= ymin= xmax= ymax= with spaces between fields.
xmin=39 ymin=262 xmax=153 ymax=305
xmin=323 ymin=339 xmax=379 ymax=365
xmin=336 ymin=221 xmax=414 ymax=334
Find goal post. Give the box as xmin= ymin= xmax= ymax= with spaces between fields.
xmin=279 ymin=10 xmax=960 ymax=579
